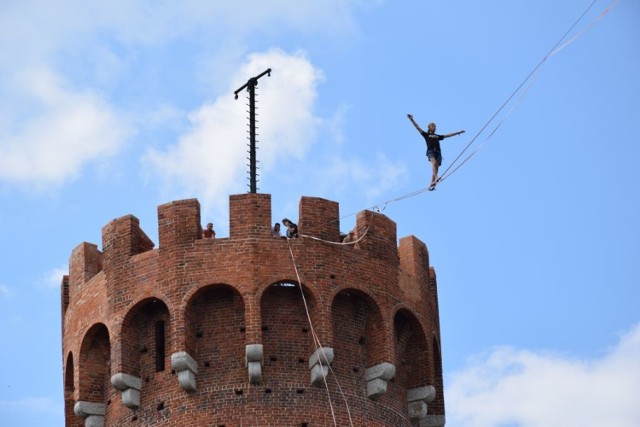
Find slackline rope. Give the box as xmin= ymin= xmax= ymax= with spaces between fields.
xmin=437 ymin=0 xmax=617 ymax=186
xmin=332 ymin=1 xmax=617 ymax=227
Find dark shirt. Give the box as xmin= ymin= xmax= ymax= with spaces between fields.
xmin=421 ymin=131 xmax=444 ymax=154
xmin=286 ymin=223 xmax=298 ymax=238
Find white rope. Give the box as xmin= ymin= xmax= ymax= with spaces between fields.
xmin=437 ymin=0 xmax=617 ymax=186
xmin=549 ymin=0 xmax=618 ymax=57
xmin=286 ymin=238 xmax=355 ymax=427
xmin=299 ymin=221 xmax=371 ymax=247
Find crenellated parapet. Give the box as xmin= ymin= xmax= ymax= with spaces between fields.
xmin=62 ymin=193 xmax=445 ymax=427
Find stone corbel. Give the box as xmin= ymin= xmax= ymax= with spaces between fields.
xmin=74 ymin=401 xmax=105 ymax=427
xmin=407 ymin=385 xmax=436 ymax=422
xmin=245 ymin=344 xmax=264 ymax=384
xmin=419 ymin=415 xmax=446 ymax=427
xmin=171 ymin=351 xmax=198 ymax=392
xmin=364 ymin=362 xmax=396 ymax=398
xmin=308 ymin=347 xmax=334 ymax=386
xmin=111 ymin=373 xmax=142 ymax=409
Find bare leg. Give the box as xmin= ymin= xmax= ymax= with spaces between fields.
xmin=430 ymin=158 xmax=439 ymax=185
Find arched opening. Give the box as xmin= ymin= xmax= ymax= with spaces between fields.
xmin=330 ymin=288 xmax=387 ymax=417
xmin=64 ymin=352 xmax=83 ymax=427
xmin=393 ymin=310 xmax=429 ymax=392
xmin=121 ymin=298 xmax=170 ymax=383
xmin=185 ymin=284 xmax=245 ymax=386
xmin=155 ymin=320 xmax=166 ymax=372
xmin=65 ymin=352 xmax=75 ymax=393
xmin=78 ymin=324 xmax=111 ymax=403
xmin=331 ymin=289 xmax=386 ymax=389
xmin=261 ymin=282 xmax=314 ymax=385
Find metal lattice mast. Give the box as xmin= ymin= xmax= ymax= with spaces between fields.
xmin=234 ymin=68 xmax=271 ymax=193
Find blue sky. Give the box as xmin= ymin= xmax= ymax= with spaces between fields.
xmin=1 ymin=1 xmax=639 ymax=426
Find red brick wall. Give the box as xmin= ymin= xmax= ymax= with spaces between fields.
xmin=62 ymin=193 xmax=445 ymax=426
xmin=431 ymin=337 xmax=445 ymax=416
xmin=261 ymin=284 xmax=312 ymax=386
xmin=190 ymin=285 xmax=246 ymax=386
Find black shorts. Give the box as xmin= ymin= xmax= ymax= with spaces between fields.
xmin=427 ymin=150 xmax=442 ymax=167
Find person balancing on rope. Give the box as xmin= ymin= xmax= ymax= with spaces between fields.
xmin=407 ymin=114 xmax=465 ymax=190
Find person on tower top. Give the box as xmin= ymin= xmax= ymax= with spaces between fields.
xmin=203 ymin=222 xmax=216 ymax=239
xmin=407 ymin=114 xmax=465 ymax=191
xmin=282 ymin=218 xmax=298 ymax=239
xmin=271 ymin=222 xmax=282 ymax=238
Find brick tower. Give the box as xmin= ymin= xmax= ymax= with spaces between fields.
xmin=61 ymin=193 xmax=446 ymax=426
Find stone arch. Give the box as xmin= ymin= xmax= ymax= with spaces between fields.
xmin=120 ymin=298 xmax=171 ymax=383
xmin=78 ymin=323 xmax=111 ymax=403
xmin=260 ymin=280 xmax=316 ymax=385
xmin=184 ymin=284 xmax=246 ymax=387
xmin=393 ymin=309 xmax=430 ymax=392
xmin=255 ymin=277 xmax=317 ymax=306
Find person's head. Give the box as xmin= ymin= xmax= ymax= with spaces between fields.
xmin=282 ymin=218 xmax=291 ymax=227
xmin=274 ymin=223 xmax=280 ymax=230
xmin=428 ymin=122 xmax=437 ymax=133
xmin=206 ymin=222 xmax=213 ymax=230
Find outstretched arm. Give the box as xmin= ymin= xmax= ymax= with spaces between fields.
xmin=407 ymin=114 xmax=424 ymax=133
xmin=443 ymin=130 xmax=465 ymax=138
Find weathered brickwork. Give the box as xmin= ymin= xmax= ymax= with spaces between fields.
xmin=61 ymin=194 xmax=445 ymax=426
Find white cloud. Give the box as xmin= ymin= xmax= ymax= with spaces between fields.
xmin=0 ymin=284 xmax=10 ymax=298
xmin=0 ymin=68 xmax=131 ymax=187
xmin=322 ymin=153 xmax=408 ymax=201
xmin=37 ymin=266 xmax=69 ymax=291
xmin=1 ymin=0 xmax=366 ymax=55
xmin=0 ymin=1 xmax=373 ymax=190
xmin=446 ymin=323 xmax=640 ymax=427
xmin=0 ymin=1 xmax=368 ymax=73
xmin=144 ymin=49 xmax=324 ymax=209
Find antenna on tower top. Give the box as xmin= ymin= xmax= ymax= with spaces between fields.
xmin=234 ymin=68 xmax=271 ymax=194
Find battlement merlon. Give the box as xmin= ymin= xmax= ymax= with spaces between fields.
xmin=61 ymin=275 xmax=70 ymax=317
xmin=229 ymin=193 xmax=271 ymax=239
xmin=158 ymin=199 xmax=201 ymax=248
xmin=69 ymin=242 xmax=103 ymax=286
xmin=398 ymin=235 xmax=431 ymax=282
xmin=428 ymin=266 xmax=441 ymax=329
xmin=355 ymin=210 xmax=398 ymax=264
xmin=299 ymin=196 xmax=340 ymax=242
xmin=102 ymin=214 xmax=154 ymax=273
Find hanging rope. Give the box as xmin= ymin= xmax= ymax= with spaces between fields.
xmin=286 ymin=238 xmax=355 ymax=427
